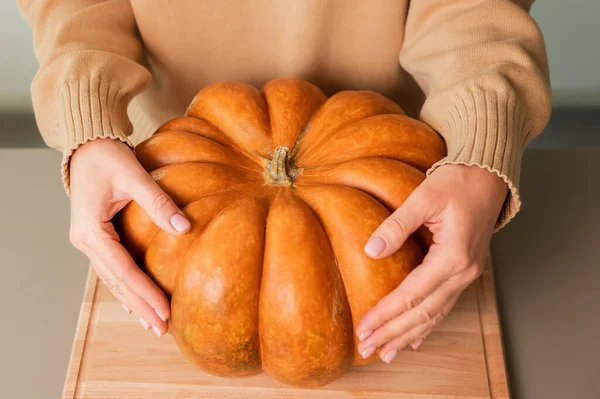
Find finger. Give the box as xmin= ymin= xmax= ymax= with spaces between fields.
xmin=112 ymin=274 xmax=167 ymax=336
xmin=379 ymin=294 xmax=459 ymax=363
xmin=379 ymin=324 xmax=434 ymax=364
xmin=122 ymin=302 xmax=132 ymax=314
xmin=91 ymin=261 xmax=128 ymax=304
xmin=356 ymin=245 xmax=449 ymax=339
xmin=128 ymin=172 xmax=191 ymax=235
xmin=364 ymin=189 xmax=433 ymax=259
xmin=358 ymin=282 xmax=460 ymax=357
xmin=98 ymin=221 xmax=172 ymax=323
xmin=94 ymin=237 xmax=171 ymax=323
xmin=74 ymin=222 xmax=171 ymax=336
xmin=92 ymin=260 xmax=152 ymax=327
xmin=93 ymin=258 xmax=168 ymax=337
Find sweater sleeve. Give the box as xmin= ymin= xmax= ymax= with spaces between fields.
xmin=18 ymin=0 xmax=151 ymax=193
xmin=400 ymin=0 xmax=551 ymax=229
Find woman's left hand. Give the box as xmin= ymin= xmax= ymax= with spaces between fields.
xmin=356 ymin=164 xmax=509 ymax=363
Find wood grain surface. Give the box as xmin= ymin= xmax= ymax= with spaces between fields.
xmin=62 ymin=259 xmax=508 ymax=399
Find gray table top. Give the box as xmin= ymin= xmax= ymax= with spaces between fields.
xmin=1 ymin=147 xmax=598 ymax=399
xmin=491 ymin=148 xmax=600 ymax=399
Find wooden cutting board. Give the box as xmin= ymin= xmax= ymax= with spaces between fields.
xmin=62 ymin=260 xmax=508 ymax=399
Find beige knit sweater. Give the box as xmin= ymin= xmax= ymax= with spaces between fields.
xmin=19 ymin=0 xmax=551 ymax=227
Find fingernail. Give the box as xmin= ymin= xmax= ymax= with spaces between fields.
xmin=364 ymin=236 xmax=386 ymax=257
xmin=359 ymin=330 xmax=373 ymax=341
xmin=361 ymin=346 xmax=376 ymax=359
xmin=410 ymin=338 xmax=424 ymax=351
xmin=152 ymin=326 xmax=162 ymax=337
xmin=157 ymin=311 xmax=168 ymax=322
xmin=170 ymin=214 xmax=191 ymax=232
xmin=122 ymin=303 xmax=131 ymax=314
xmin=140 ymin=318 xmax=149 ymax=330
xmin=382 ymin=349 xmax=398 ymax=364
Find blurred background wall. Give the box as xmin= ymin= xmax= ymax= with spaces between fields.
xmin=1 ymin=0 xmax=598 ymax=146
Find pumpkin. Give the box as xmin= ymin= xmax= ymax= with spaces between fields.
xmin=115 ymin=78 xmax=446 ymax=387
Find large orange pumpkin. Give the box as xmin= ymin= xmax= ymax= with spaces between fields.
xmin=115 ymin=78 xmax=446 ymax=387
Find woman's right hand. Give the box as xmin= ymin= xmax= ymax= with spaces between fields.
xmin=68 ymin=138 xmax=191 ymax=337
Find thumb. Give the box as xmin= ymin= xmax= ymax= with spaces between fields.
xmin=129 ymin=174 xmax=191 ymax=235
xmin=364 ymin=190 xmax=434 ymax=259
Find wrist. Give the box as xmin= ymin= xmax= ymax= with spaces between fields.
xmin=436 ymin=163 xmax=508 ymax=193
xmin=434 ymin=163 xmax=509 ymax=227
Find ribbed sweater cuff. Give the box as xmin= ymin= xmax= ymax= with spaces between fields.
xmin=59 ymin=78 xmax=134 ymax=195
xmin=424 ymin=88 xmax=528 ymax=230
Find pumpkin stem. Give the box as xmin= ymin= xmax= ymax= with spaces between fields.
xmin=264 ymin=146 xmax=301 ymax=186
